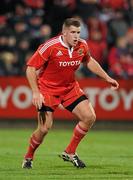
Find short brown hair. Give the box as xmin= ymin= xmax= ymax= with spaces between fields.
xmin=63 ymin=18 xmax=81 ymax=28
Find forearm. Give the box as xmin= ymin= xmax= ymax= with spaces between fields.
xmin=87 ymin=57 xmax=110 ymax=81
xmin=26 ymin=66 xmax=40 ymax=93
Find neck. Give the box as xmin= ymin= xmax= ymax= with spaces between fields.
xmin=61 ymin=35 xmax=72 ymax=48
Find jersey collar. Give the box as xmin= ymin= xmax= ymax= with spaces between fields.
xmin=59 ymin=35 xmax=74 ymax=58
xmin=59 ymin=36 xmax=73 ymax=50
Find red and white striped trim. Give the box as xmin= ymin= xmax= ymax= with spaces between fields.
xmin=76 ymin=124 xmax=87 ymax=135
xmin=30 ymin=143 xmax=35 ymax=148
xmin=39 ymin=37 xmax=60 ymax=55
xmin=32 ymin=138 xmax=41 ymax=145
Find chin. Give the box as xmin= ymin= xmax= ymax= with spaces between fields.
xmin=73 ymin=42 xmax=77 ymax=47
xmin=69 ymin=42 xmax=77 ymax=47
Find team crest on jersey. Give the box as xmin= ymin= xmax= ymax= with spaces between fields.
xmin=78 ymin=48 xmax=84 ymax=55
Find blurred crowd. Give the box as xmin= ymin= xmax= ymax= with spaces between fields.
xmin=0 ymin=0 xmax=133 ymax=79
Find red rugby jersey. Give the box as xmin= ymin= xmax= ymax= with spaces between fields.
xmin=27 ymin=35 xmax=91 ymax=95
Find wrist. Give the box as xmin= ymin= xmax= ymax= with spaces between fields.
xmin=32 ymin=89 xmax=40 ymax=93
xmin=105 ymin=75 xmax=111 ymax=82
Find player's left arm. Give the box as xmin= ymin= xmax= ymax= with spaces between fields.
xmin=87 ymin=57 xmax=119 ymax=90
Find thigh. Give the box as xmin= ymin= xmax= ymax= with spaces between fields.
xmin=72 ymin=99 xmax=96 ymax=121
xmin=37 ymin=111 xmax=53 ymax=129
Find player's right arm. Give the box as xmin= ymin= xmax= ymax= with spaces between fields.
xmin=26 ymin=39 xmax=56 ymax=108
xmin=26 ymin=44 xmax=50 ymax=109
xmin=26 ymin=66 xmax=44 ymax=109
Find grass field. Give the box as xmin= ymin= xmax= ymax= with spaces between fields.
xmin=0 ymin=128 xmax=133 ymax=180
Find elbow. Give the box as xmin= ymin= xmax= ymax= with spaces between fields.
xmin=26 ymin=66 xmax=30 ymax=78
xmin=26 ymin=66 xmax=36 ymax=78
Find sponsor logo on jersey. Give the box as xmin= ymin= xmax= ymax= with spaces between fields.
xmin=59 ymin=60 xmax=81 ymax=67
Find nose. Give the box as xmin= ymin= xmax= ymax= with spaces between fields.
xmin=74 ymin=35 xmax=78 ymax=40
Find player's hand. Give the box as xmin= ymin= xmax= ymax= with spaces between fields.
xmin=32 ymin=91 xmax=45 ymax=109
xmin=106 ymin=77 xmax=119 ymax=90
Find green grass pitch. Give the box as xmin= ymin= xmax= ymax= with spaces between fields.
xmin=0 ymin=128 xmax=133 ymax=180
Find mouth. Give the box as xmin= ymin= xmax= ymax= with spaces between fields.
xmin=73 ymin=40 xmax=78 ymax=44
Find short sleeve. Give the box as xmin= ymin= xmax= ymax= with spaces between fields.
xmin=38 ymin=43 xmax=51 ymax=61
xmin=83 ymin=41 xmax=91 ymax=62
xmin=27 ymin=44 xmax=50 ymax=69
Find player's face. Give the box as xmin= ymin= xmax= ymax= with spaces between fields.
xmin=63 ymin=25 xmax=81 ymax=47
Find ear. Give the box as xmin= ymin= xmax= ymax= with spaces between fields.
xmin=62 ymin=30 xmax=67 ymax=36
xmin=62 ymin=27 xmax=67 ymax=36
